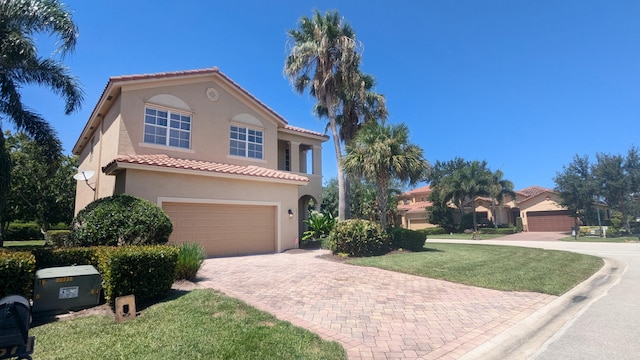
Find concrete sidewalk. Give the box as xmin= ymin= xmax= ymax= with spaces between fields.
xmin=195 ymin=249 xmax=561 ymax=359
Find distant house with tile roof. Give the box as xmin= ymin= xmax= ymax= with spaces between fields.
xmin=397 ymin=185 xmax=582 ymax=232
xmin=73 ymin=67 xmax=328 ymax=257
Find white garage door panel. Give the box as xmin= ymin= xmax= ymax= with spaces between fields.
xmin=163 ymin=202 xmax=276 ymax=257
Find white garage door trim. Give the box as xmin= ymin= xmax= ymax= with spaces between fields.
xmin=158 ymin=197 xmax=282 ymax=252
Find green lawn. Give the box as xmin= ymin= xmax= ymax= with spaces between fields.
xmin=31 ymin=289 xmax=346 ymax=360
xmin=2 ymin=240 xmax=45 ymax=249
xmin=347 ymin=243 xmax=603 ymax=296
xmin=424 ymin=233 xmax=507 ymax=240
xmin=561 ymin=235 xmax=640 ymax=243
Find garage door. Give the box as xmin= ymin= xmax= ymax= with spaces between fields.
xmin=162 ymin=202 xmax=276 ymax=257
xmin=408 ymin=219 xmax=431 ymax=230
xmin=527 ymin=210 xmax=574 ymax=232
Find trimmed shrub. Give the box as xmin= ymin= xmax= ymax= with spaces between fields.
xmin=4 ymin=222 xmax=43 ymax=241
xmin=175 ymin=243 xmax=206 ymax=280
xmin=45 ymin=230 xmax=73 ymax=248
xmin=71 ymin=194 xmax=173 ymax=247
xmin=388 ymin=228 xmax=426 ymax=251
xmin=32 ymin=247 xmax=99 ymax=269
xmin=96 ymin=245 xmax=179 ymax=306
xmin=0 ymin=250 xmax=36 ymax=298
xmin=516 ymin=217 xmax=523 ymax=232
xmin=479 ymin=227 xmax=517 ymax=235
xmin=329 ymin=219 xmax=390 ymax=257
xmin=416 ymin=227 xmax=446 ymax=236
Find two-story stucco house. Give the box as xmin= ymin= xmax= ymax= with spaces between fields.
xmin=72 ymin=67 xmax=328 ymax=257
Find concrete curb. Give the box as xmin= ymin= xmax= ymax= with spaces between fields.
xmin=460 ymin=257 xmax=626 ymax=360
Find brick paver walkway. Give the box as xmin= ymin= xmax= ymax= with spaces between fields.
xmin=196 ymin=249 xmax=555 ymax=359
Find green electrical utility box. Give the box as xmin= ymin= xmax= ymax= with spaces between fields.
xmin=32 ymin=265 xmax=102 ymax=313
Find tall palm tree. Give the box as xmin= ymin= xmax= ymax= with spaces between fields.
xmin=315 ymin=67 xmax=388 ymax=219
xmin=343 ymin=121 xmax=428 ymax=227
xmin=487 ymin=169 xmax=515 ymax=228
xmin=0 ymin=0 xmax=84 ymax=160
xmin=285 ymin=9 xmax=358 ymax=221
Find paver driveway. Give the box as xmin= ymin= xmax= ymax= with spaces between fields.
xmin=197 ymin=249 xmax=555 ymax=359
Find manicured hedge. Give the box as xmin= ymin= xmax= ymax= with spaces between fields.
xmin=329 ymin=219 xmax=390 ymax=257
xmin=388 ymin=228 xmax=427 ymax=251
xmin=95 ymin=245 xmax=179 ymax=306
xmin=6 ymin=246 xmax=179 ymax=307
xmin=0 ymin=250 xmax=36 ymax=298
xmin=415 ymin=227 xmax=446 ymax=236
xmin=3 ymin=223 xmax=43 ymax=241
xmin=32 ymin=247 xmax=99 ymax=269
xmin=479 ymin=227 xmax=517 ymax=235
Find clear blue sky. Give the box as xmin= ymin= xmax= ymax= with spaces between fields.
xmin=19 ymin=0 xmax=640 ymax=191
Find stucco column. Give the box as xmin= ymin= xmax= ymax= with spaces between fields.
xmin=312 ymin=145 xmax=322 ymax=176
xmin=289 ymin=141 xmax=300 ymax=173
xmin=300 ymin=148 xmax=308 ymax=173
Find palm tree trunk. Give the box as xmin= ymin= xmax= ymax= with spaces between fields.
xmin=377 ymin=175 xmax=389 ymax=227
xmin=344 ymin=176 xmax=351 ymax=220
xmin=327 ymin=104 xmax=348 ymax=221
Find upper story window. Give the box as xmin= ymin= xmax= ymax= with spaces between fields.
xmin=144 ymin=106 xmax=191 ymax=149
xmin=230 ymin=125 xmax=263 ymax=159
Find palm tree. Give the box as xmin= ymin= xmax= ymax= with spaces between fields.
xmin=487 ymin=169 xmax=515 ymax=228
xmin=0 ymin=0 xmax=84 ymax=159
xmin=284 ymin=9 xmax=358 ymax=221
xmin=343 ymin=121 xmax=428 ymax=227
xmin=0 ymin=0 xmax=82 ymax=245
xmin=458 ymin=160 xmax=493 ymax=232
xmin=315 ymin=67 xmax=388 ymax=219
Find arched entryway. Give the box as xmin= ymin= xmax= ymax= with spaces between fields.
xmin=298 ymin=195 xmax=318 ymax=241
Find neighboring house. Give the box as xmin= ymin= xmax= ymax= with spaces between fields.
xmin=397 ymin=185 xmax=583 ymax=232
xmin=396 ymin=185 xmax=436 ymax=230
xmin=512 ymin=186 xmax=576 ymax=232
xmin=72 ymin=67 xmax=328 ymax=257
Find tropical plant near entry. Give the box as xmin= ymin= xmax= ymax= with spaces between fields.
xmin=343 ymin=121 xmax=428 ymax=227
xmin=285 ymin=9 xmax=359 ymax=221
xmin=302 ymin=210 xmax=336 ymax=241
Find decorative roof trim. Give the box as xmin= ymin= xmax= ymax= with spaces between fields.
xmin=102 ymin=154 xmax=309 ymax=185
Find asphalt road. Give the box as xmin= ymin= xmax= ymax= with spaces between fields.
xmin=443 ymin=236 xmax=640 ymax=360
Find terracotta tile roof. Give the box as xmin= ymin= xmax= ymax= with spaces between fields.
xmin=406 ymin=185 xmax=432 ymax=195
xmin=516 ymin=186 xmax=555 ymax=202
xmin=103 ymin=154 xmax=309 ymax=183
xmin=283 ymin=125 xmax=328 ymax=138
xmin=398 ymin=201 xmax=432 ymax=214
xmin=109 ymin=67 xmax=221 ymax=82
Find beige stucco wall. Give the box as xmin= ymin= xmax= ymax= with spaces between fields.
xmin=74 ymin=96 xmax=122 ymax=214
xmin=119 ymin=169 xmax=300 ymax=252
xmin=117 ymin=78 xmax=279 ymax=168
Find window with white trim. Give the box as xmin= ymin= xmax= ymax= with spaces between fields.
xmin=144 ymin=106 xmax=191 ymax=149
xmin=230 ymin=125 xmax=263 ymax=159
